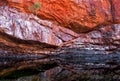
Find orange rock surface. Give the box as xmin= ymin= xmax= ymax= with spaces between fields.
xmin=7 ymin=0 xmax=120 ymax=33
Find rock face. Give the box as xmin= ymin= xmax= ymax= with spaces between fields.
xmin=0 ymin=0 xmax=119 ymax=52
xmin=0 ymin=2 xmax=79 ymax=46
xmin=60 ymin=24 xmax=120 ymax=53
xmin=7 ymin=0 xmax=120 ymax=33
xmin=0 ymin=0 xmax=119 ymax=46
xmin=0 ymin=0 xmax=120 ymax=80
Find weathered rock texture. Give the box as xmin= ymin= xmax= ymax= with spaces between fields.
xmin=7 ymin=0 xmax=120 ymax=33
xmin=60 ymin=24 xmax=120 ymax=52
xmin=0 ymin=0 xmax=119 ymax=47
xmin=0 ymin=4 xmax=78 ymax=46
xmin=0 ymin=0 xmax=120 ymax=80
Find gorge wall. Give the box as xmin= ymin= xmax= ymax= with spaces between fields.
xmin=0 ymin=0 xmax=120 ymax=79
xmin=7 ymin=0 xmax=120 ymax=32
xmin=0 ymin=0 xmax=120 ymax=53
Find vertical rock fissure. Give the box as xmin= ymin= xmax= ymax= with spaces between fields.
xmin=109 ymin=0 xmax=115 ymax=22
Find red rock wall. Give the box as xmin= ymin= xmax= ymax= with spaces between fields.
xmin=0 ymin=0 xmax=120 ymax=48
xmin=7 ymin=0 xmax=120 ymax=33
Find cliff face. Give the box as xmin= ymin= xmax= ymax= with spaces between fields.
xmin=7 ymin=0 xmax=120 ymax=33
xmin=0 ymin=0 xmax=120 ymax=52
